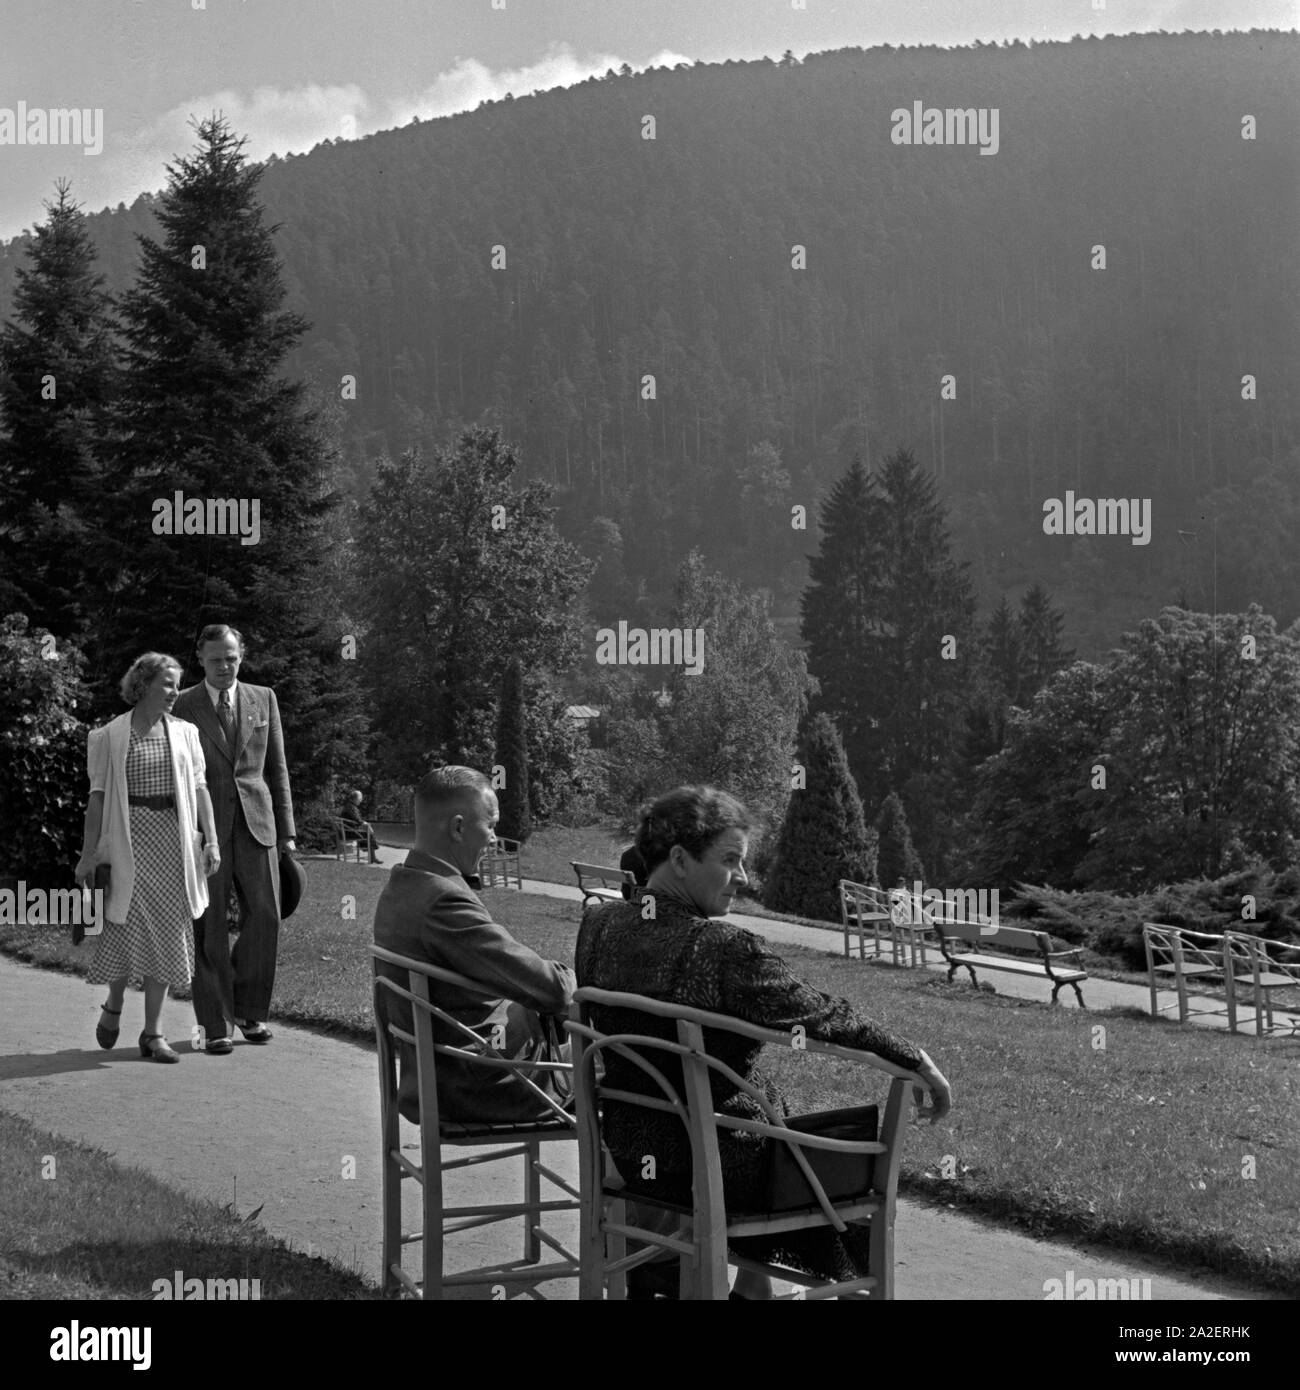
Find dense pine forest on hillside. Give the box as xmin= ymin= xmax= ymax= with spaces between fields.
xmin=1 ymin=30 xmax=1296 ymax=657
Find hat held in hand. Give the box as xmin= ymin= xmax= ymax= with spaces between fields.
xmin=278 ymin=848 xmax=305 ymax=919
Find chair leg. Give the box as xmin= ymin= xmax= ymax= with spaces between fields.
xmin=424 ymin=1149 xmax=444 ymax=1300
xmin=523 ymin=1138 xmax=541 ymax=1263
xmin=380 ymin=1141 xmax=402 ymax=1297
xmin=868 ymin=1211 xmax=893 ymax=1300
xmin=695 ymin=1214 xmax=728 ymax=1299
xmin=580 ymin=1192 xmax=612 ymax=1300
xmin=607 ymin=1196 xmax=628 ymax=1300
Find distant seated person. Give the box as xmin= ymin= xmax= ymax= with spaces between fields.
xmin=373 ymin=765 xmax=576 ymax=1125
xmin=340 ymin=789 xmax=379 ymax=864
xmin=618 ymin=841 xmax=649 ymax=900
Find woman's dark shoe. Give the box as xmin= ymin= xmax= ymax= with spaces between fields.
xmin=626 ymin=1258 xmax=681 ymax=1300
xmin=139 ymin=1031 xmax=180 ymax=1063
xmin=95 ymin=1002 xmax=122 ymax=1050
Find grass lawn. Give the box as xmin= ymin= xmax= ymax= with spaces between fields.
xmin=4 ymin=859 xmax=1297 ymax=1295
xmin=0 ymin=1109 xmax=377 ymax=1299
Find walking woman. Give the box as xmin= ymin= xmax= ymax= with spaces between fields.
xmin=74 ymin=653 xmax=219 ymax=1061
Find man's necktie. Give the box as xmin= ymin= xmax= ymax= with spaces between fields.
xmin=217 ymin=689 xmax=236 ymax=756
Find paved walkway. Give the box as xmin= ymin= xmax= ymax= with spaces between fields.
xmin=0 ymin=860 xmax=1288 ymax=1300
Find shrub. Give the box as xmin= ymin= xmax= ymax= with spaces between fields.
xmin=0 ymin=615 xmax=90 ymax=885
xmin=762 ymin=712 xmax=875 ymax=923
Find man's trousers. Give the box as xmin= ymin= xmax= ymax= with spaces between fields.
xmin=192 ymin=810 xmax=280 ymax=1038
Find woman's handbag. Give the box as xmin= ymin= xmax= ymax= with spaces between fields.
xmin=73 ymin=864 xmax=111 ymax=945
xmin=766 ymin=1104 xmax=879 ymax=1211
xmin=533 ymin=1011 xmax=574 ymax=1106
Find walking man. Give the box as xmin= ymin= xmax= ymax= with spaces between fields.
xmin=174 ymin=624 xmax=295 ymax=1054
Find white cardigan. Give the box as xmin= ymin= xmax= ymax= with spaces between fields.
xmin=88 ymin=712 xmax=210 ymax=925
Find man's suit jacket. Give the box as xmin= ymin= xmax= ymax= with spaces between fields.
xmin=373 ymin=848 xmax=575 ymax=1124
xmin=173 ymin=682 xmax=295 ymax=848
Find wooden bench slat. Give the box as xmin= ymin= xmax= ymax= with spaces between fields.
xmin=945 ymin=953 xmax=1087 ymax=981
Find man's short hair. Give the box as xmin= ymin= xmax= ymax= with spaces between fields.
xmin=119 ymin=652 xmax=182 ymax=706
xmin=415 ymin=766 xmax=492 ymax=824
xmin=196 ymin=623 xmax=244 ymax=654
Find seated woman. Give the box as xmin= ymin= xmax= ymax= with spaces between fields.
xmin=575 ymin=784 xmax=951 ymax=1299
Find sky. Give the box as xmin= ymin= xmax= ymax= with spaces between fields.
xmin=0 ymin=0 xmax=1295 ymax=243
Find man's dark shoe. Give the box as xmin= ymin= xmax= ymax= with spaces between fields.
xmin=236 ymin=1020 xmax=273 ymax=1043
xmin=205 ymin=1036 xmax=234 ymax=1055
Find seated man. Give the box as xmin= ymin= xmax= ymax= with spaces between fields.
xmin=373 ymin=765 xmax=575 ymax=1125
xmin=618 ymin=841 xmax=649 ymax=901
xmin=340 ymin=788 xmax=380 ymax=864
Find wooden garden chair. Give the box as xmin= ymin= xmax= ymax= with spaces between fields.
xmin=370 ymin=945 xmax=580 ymax=1299
xmin=1223 ymin=932 xmax=1300 ymax=1037
xmin=479 ymin=835 xmax=523 ymax=890
xmin=332 ymin=815 xmax=365 ymax=862
xmin=1142 ymin=923 xmax=1227 ymax=1025
xmin=838 ymin=879 xmax=891 ymax=961
xmin=566 ymin=986 xmax=917 ymax=1300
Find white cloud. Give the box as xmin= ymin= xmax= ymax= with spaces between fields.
xmin=0 ymin=44 xmax=694 ymax=239
xmin=113 ymin=43 xmax=695 ymax=171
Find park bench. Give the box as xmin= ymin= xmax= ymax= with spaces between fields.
xmin=480 ymin=835 xmax=523 ymax=890
xmin=935 ymin=919 xmax=1087 ymax=1005
xmin=572 ymin=861 xmax=635 ymax=908
xmin=1141 ymin=923 xmax=1227 ymax=1025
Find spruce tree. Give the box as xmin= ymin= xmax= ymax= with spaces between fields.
xmin=802 ymin=449 xmax=977 ymax=870
xmin=800 ymin=459 xmax=884 ymax=804
xmin=0 ymin=182 xmax=117 ymax=639
xmin=494 ymin=657 xmax=532 ymax=843
xmin=986 ymin=595 xmax=1026 ymax=706
xmin=761 ymin=712 xmax=876 ymax=923
xmin=875 ymin=790 xmax=925 ymax=887
xmin=93 ymin=116 xmax=357 ymax=804
xmin=1019 ymin=583 xmax=1072 ymax=698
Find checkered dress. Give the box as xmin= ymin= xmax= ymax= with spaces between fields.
xmin=87 ymin=725 xmax=196 ymax=992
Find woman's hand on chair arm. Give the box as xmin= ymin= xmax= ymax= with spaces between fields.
xmin=910 ymin=1051 xmax=952 ymax=1123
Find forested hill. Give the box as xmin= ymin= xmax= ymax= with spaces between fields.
xmin=2 ymin=30 xmax=1297 ymax=656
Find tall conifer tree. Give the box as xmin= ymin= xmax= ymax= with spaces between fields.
xmin=0 ymin=182 xmax=117 ymax=638
xmin=800 ymin=458 xmax=883 ymax=802
xmin=761 ymin=711 xmax=875 ymax=922
xmin=1019 ymin=583 xmax=1072 ymax=698
xmin=803 ymin=450 xmax=977 ymax=840
xmin=875 ymin=790 xmax=925 ymax=886
xmin=95 ymin=115 xmax=358 ymax=803
xmin=494 ymin=657 xmax=532 ymax=843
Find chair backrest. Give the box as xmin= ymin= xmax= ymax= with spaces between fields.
xmin=839 ymin=879 xmax=890 ymax=917
xmin=566 ymin=986 xmax=915 ymax=1235
xmin=1143 ymin=922 xmax=1225 ymax=971
xmin=370 ymin=944 xmax=575 ymax=1136
xmin=1225 ymin=930 xmax=1300 ymax=980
